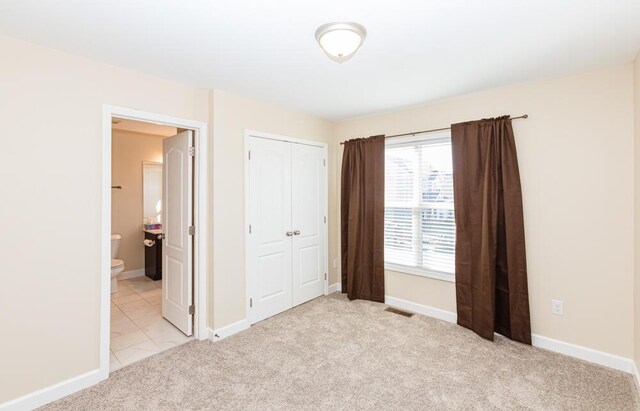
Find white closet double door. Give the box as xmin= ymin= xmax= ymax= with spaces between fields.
xmin=247 ymin=135 xmax=327 ymax=324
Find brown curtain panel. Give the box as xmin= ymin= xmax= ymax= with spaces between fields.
xmin=341 ymin=135 xmax=385 ymax=302
xmin=451 ymin=116 xmax=531 ymax=344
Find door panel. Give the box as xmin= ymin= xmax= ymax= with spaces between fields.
xmin=299 ymin=245 xmax=320 ymax=286
xmin=166 ymin=256 xmax=184 ymax=305
xmin=248 ymin=137 xmax=292 ymax=323
xmin=258 ymin=252 xmax=287 ymax=298
xmin=162 ymin=130 xmax=193 ymax=336
xmin=291 ymin=143 xmax=326 ymax=306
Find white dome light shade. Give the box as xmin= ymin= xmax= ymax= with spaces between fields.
xmin=315 ymin=22 xmax=367 ymax=63
xmin=320 ymin=30 xmax=361 ymax=58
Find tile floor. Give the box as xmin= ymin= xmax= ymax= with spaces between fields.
xmin=110 ymin=276 xmax=193 ymax=371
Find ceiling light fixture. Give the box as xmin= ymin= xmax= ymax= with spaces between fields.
xmin=315 ymin=22 xmax=367 ymax=63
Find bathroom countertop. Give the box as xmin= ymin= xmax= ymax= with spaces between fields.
xmin=144 ymin=229 xmax=163 ymax=235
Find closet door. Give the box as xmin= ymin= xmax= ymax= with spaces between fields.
xmin=291 ymin=143 xmax=326 ymax=306
xmin=248 ymin=137 xmax=293 ymax=324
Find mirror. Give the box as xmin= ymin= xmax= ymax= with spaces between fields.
xmin=143 ymin=161 xmax=162 ymax=225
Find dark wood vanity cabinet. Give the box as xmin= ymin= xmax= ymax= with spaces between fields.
xmin=144 ymin=231 xmax=162 ymax=281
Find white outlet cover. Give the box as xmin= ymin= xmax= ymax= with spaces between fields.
xmin=551 ymin=299 xmax=564 ymax=315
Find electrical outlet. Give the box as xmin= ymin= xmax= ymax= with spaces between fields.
xmin=551 ymin=299 xmax=564 ymax=315
xmin=333 ymin=259 xmax=338 ymax=269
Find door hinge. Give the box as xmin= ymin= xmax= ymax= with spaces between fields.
xmin=323 ymin=159 xmax=326 ymax=166
xmin=249 ymin=224 xmax=252 ymax=234
xmin=189 ymin=146 xmax=196 ymax=156
xmin=249 ymin=298 xmax=253 ymax=308
xmin=189 ymin=305 xmax=195 ymax=315
xmin=324 ymin=273 xmax=327 ymax=280
xmin=248 ymin=150 xmax=251 ymax=160
xmin=324 ymin=216 xmax=326 ymax=223
xmin=188 ymin=226 xmax=195 ymax=235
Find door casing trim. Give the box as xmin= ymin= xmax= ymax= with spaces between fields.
xmin=101 ymin=105 xmax=208 ymax=381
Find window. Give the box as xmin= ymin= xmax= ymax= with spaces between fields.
xmin=384 ymin=133 xmax=455 ymax=281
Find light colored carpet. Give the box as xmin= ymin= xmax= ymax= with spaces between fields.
xmin=43 ymin=293 xmax=639 ymax=410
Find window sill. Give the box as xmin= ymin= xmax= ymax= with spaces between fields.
xmin=384 ymin=263 xmax=455 ymax=283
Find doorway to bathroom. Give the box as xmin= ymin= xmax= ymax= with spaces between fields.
xmin=100 ymin=106 xmax=208 ymax=380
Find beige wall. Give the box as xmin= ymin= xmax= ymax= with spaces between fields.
xmin=210 ymin=89 xmax=336 ymax=329
xmin=111 ymin=130 xmax=164 ymax=271
xmin=0 ymin=36 xmax=209 ymax=403
xmin=634 ymin=52 xmax=640 ymax=369
xmin=335 ymin=65 xmax=635 ymax=357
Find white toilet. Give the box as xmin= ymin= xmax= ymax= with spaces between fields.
xmin=111 ymin=234 xmax=125 ymax=294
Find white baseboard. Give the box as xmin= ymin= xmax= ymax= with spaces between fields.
xmin=119 ymin=268 xmax=145 ymax=280
xmin=385 ymin=295 xmax=457 ymax=323
xmin=531 ymin=334 xmax=634 ymax=374
xmin=0 ymin=369 xmax=100 ymax=411
xmin=384 ymin=294 xmax=635 ymax=375
xmin=632 ymin=361 xmax=640 ymax=394
xmin=208 ymin=319 xmax=249 ymax=342
xmin=328 ymin=282 xmax=342 ymax=294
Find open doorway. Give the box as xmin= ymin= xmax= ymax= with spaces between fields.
xmin=100 ymin=106 xmax=208 ymax=379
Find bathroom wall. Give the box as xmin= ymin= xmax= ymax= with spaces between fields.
xmin=111 ymin=130 xmax=164 ymax=272
xmin=0 ymin=35 xmax=209 ymax=404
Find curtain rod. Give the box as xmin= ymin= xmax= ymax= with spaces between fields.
xmin=339 ymin=114 xmax=529 ymax=145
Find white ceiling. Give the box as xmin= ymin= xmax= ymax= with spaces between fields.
xmin=1 ymin=1 xmax=640 ymax=120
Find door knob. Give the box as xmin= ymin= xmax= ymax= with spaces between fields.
xmin=293 ymin=230 xmax=301 ymax=236
xmin=286 ymin=231 xmax=294 ymax=236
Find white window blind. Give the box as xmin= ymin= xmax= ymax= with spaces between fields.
xmin=384 ymin=135 xmax=455 ymax=279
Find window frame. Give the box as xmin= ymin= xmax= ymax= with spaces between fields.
xmin=384 ymin=130 xmax=456 ymax=283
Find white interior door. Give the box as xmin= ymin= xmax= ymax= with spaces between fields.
xmin=162 ymin=130 xmax=193 ymax=336
xmin=248 ymin=137 xmax=293 ymax=324
xmin=291 ymin=143 xmax=326 ymax=306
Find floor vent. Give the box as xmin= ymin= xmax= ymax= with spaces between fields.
xmin=385 ymin=306 xmax=415 ymax=318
